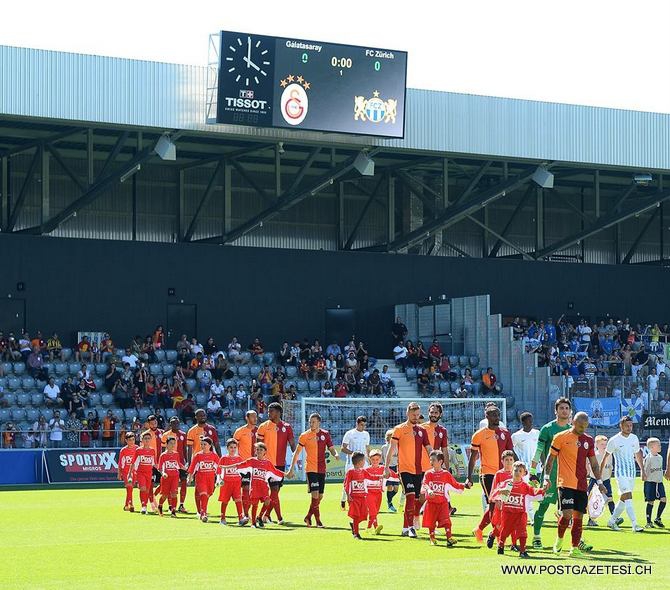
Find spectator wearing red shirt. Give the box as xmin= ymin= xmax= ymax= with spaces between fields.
xmin=334 ymin=378 xmax=348 ymax=398
xmin=248 ymin=338 xmax=264 ymax=361
xmin=76 ymin=335 xmax=93 ymax=362
xmin=482 ymin=367 xmax=497 ymax=394
xmin=428 ymin=339 xmax=442 ymax=364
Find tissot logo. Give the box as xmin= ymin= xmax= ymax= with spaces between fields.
xmin=224 ymin=97 xmax=269 ymax=110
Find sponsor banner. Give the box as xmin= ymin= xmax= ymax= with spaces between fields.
xmin=642 ymin=414 xmax=670 ymax=430
xmin=45 ymin=448 xmax=120 ymax=483
xmin=572 ymin=396 xmax=620 ymax=427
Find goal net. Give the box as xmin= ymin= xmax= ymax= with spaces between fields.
xmin=282 ymin=397 xmax=506 ymax=481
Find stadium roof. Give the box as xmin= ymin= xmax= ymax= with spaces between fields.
xmin=1 ymin=44 xmax=669 ymax=171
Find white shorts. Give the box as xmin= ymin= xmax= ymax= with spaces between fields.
xmin=615 ymin=476 xmax=635 ymax=495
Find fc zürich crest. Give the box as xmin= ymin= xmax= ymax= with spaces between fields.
xmin=354 ymin=91 xmax=397 ymax=124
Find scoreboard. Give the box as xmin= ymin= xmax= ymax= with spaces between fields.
xmin=216 ymin=31 xmax=407 ymax=138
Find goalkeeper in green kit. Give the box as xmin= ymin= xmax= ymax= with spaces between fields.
xmin=529 ymin=397 xmax=573 ymax=549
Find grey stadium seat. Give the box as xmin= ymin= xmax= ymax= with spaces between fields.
xmin=165 ymin=350 xmax=178 ymax=363
xmin=13 ymin=363 xmax=26 ymax=375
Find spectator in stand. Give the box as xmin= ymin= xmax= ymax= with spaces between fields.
xmin=368 ymin=369 xmax=382 ymax=396
xmin=326 ymin=340 xmax=341 ymax=358
xmin=313 ymin=355 xmax=327 ymax=380
xmin=43 ymin=377 xmax=63 ymax=407
xmin=74 ymin=335 xmax=92 ymax=362
xmin=248 ymin=337 xmax=264 ymax=361
xmin=212 ymin=353 xmax=232 ymax=381
xmin=334 ymin=377 xmax=348 ymax=398
xmin=197 ymin=362 xmax=213 ymax=393
xmin=428 ymin=339 xmax=442 ymax=364
xmin=156 ymin=378 xmax=170 ymax=408
xmin=49 ymin=410 xmax=66 ymax=448
xmin=250 ymin=379 xmax=262 ymax=404
xmin=101 ymin=410 xmax=117 ymax=447
xmin=345 ymin=351 xmax=359 ymax=373
xmin=65 ymin=412 xmax=81 ymax=447
xmin=391 ymin=316 xmax=408 ymax=346
xmin=278 ymin=342 xmax=292 ymax=366
xmin=140 ymin=336 xmax=154 ymax=363
xmin=207 ymin=395 xmax=224 ymax=420
xmin=144 ymin=375 xmax=158 ymax=407
xmin=344 ymin=340 xmax=357 ymax=357
xmin=359 ymin=354 xmax=370 ymax=374
xmin=454 ymin=381 xmax=468 ymax=398
xmin=203 ymin=336 xmax=217 ymax=356
xmin=32 ymin=415 xmax=49 ymax=448
xmin=224 ymin=387 xmax=236 ymax=412
xmin=258 ymin=365 xmax=274 ymax=397
xmin=404 ymin=340 xmax=417 ymax=368
xmin=481 ymin=367 xmax=497 ymax=394
xmin=438 ymin=355 xmax=453 ymax=381
xmin=659 ymin=394 xmax=670 ymax=416
xmin=121 ymin=347 xmax=138 ymax=369
xmin=379 ymin=365 xmax=395 ymax=395
xmin=298 ymin=358 xmax=311 ymax=380
xmin=104 ymin=362 xmax=119 ymax=393
xmin=3 ymin=422 xmax=18 ymax=448
xmin=270 ymin=376 xmax=284 ymax=403
xmin=344 ymin=367 xmax=358 ymax=394
xmin=326 ymin=354 xmax=338 ymax=382
xmin=27 ymin=346 xmax=46 ymax=380
xmin=100 ymin=333 xmax=114 ymax=360
xmin=311 ymin=339 xmax=323 ymax=359
xmin=510 ymin=317 xmax=524 ymax=340
xmin=17 ymin=332 xmax=31 ymax=362
xmin=335 ymin=353 xmax=346 ymax=379
xmin=131 ymin=386 xmax=143 ymax=410
xmin=46 ymin=332 xmax=63 ymax=361
xmin=299 ymin=339 xmax=311 ymax=361
xmin=393 ymin=341 xmax=408 ymax=371
xmin=170 ymin=380 xmax=185 ymax=409
xmin=356 ymin=341 xmax=369 ymax=363
xmin=289 ymin=341 xmax=301 ymax=365
xmin=235 ymin=384 xmax=248 ymax=408
xmin=88 ymin=411 xmax=101 ymax=447
xmin=648 ymin=368 xmax=660 ymax=401
xmin=416 ymin=340 xmax=428 ymax=368
xmin=135 ymin=362 xmax=148 ymax=397
xmin=461 ymin=368 xmax=474 ymax=393
xmin=225 ymin=337 xmax=240 ymax=363
xmin=210 ymin=377 xmax=225 ymax=401
xmin=417 ymin=371 xmax=432 ymax=396
xmin=321 ymin=381 xmax=334 ymax=397
xmin=188 ymin=337 xmax=203 ymax=357
xmin=283 ymin=384 xmax=297 ymax=401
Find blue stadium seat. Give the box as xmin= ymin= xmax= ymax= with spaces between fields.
xmin=223 ymin=379 xmax=235 ymax=389
xmin=138 ymin=408 xmax=151 ymax=421
xmin=11 ymin=408 xmax=26 ymax=421
xmin=405 ymin=368 xmax=417 ymax=381
xmin=217 ymin=423 xmax=227 ymax=437
xmin=196 ymin=393 xmax=207 ymax=407
xmin=154 ymin=350 xmax=166 ymax=362
xmin=40 ymin=408 xmax=54 ymax=421
xmin=285 ymin=366 xmax=297 ymax=378
xmin=471 ymin=382 xmax=481 ymax=396
xmin=8 ymin=377 xmax=21 ymax=391
xmin=165 ymin=350 xmax=178 ymax=363
xmin=162 ymin=364 xmax=175 ymax=377
xmin=0 ymin=408 xmax=11 ymax=423
xmin=124 ymin=409 xmax=138 ymax=421
xmin=1 ymin=362 xmax=12 ymax=375
xmin=185 ymin=378 xmax=197 ymax=392
xmin=308 ymin=380 xmax=322 ymax=393
xmin=89 ymin=393 xmax=101 ymax=406
xmin=448 ymin=356 xmax=458 ymax=368
xmin=3 ymin=393 xmax=17 ymax=407
xmin=263 ymin=353 xmax=275 ymax=366
xmin=471 ymin=368 xmax=482 ymax=380
xmin=296 ymin=379 xmax=309 ymax=392
xmin=61 ymin=348 xmax=73 ymax=361
xmin=0 ymin=377 xmax=6 ymax=389
xmin=469 ymin=355 xmax=480 ymax=368
xmin=504 ymin=394 xmax=515 ymax=410
xmin=249 ymin=365 xmax=261 ymax=377
xmin=237 ymin=365 xmax=250 ymax=377
xmin=239 ymin=352 xmax=252 ymax=364
xmin=42 ymin=363 xmax=53 ymax=375
xmin=26 ymin=408 xmax=39 ymax=423
xmin=21 ymin=377 xmax=35 ymax=390
xmin=93 ymin=377 xmax=103 ymax=390
xmin=458 ymin=356 xmax=469 ymax=367
xmin=13 ymin=363 xmax=25 ymax=375
xmin=17 ymin=393 xmax=31 ymax=407
xmin=95 ymin=363 xmax=108 ymax=376
xmin=165 ymin=408 xmax=177 ymax=420
xmin=149 ymin=363 xmax=162 ymax=376
xmin=54 ymin=363 xmax=67 ymax=376
xmin=101 ymin=394 xmax=114 ymax=406
xmin=495 ymin=381 xmax=504 ymax=393
xmin=31 ymin=393 xmax=43 ymax=406
xmin=232 ymin=409 xmax=244 ymax=421
xmin=69 ymin=363 xmax=80 ymax=374
xmin=111 ymin=408 xmax=124 ymax=421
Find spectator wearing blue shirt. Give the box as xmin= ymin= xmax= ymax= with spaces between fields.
xmin=545 ymin=318 xmax=557 ymax=344
xmin=601 ymin=334 xmax=615 ymax=355
xmin=568 ymin=336 xmax=580 ymax=354
xmin=568 ymin=357 xmax=581 ymax=377
xmin=325 ymin=341 xmax=341 ymax=358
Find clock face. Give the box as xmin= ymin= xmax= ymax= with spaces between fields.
xmin=224 ymin=35 xmax=272 ymax=87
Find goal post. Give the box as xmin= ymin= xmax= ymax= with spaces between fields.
xmin=282 ymin=397 xmax=506 ymax=481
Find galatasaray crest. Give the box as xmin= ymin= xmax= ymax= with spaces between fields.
xmin=354 ymin=91 xmax=397 ymax=124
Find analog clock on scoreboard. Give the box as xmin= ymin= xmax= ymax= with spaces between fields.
xmin=216 ymin=30 xmax=407 ymax=138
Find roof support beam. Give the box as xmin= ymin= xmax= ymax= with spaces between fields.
xmin=195 ymin=148 xmax=382 ymax=245
xmin=622 ymin=209 xmax=659 ymax=264
xmin=96 ymin=132 xmax=129 ymax=181
xmin=384 ymin=166 xmax=540 ymax=252
xmin=488 ymin=184 xmax=534 ymax=257
xmin=453 ymin=160 xmax=493 ymax=204
xmin=178 ymin=143 xmax=271 ymax=171
xmin=2 ymin=127 xmax=85 ymax=158
xmin=183 ymin=160 xmax=224 ymax=242
xmin=465 ymin=213 xmax=534 ymax=260
xmin=613 ymin=184 xmax=636 ymax=212
xmin=441 ymin=239 xmax=471 ymax=258
xmin=343 ymin=174 xmax=386 ymax=250
xmin=229 ymin=158 xmax=271 ymax=203
xmin=45 ymin=143 xmax=87 ymax=193
xmin=534 ymin=189 xmax=670 ymax=259
xmin=6 ymin=148 xmax=40 ymax=231
xmin=395 ymin=171 xmax=437 ymax=217
xmin=284 ymin=147 xmax=322 ymax=195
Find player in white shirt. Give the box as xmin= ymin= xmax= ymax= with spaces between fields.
xmin=512 ymin=412 xmax=539 ymax=520
xmin=600 ymin=416 xmax=646 ymax=532
xmin=339 ymin=416 xmax=371 ymax=508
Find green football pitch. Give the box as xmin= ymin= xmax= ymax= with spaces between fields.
xmin=1 ymin=481 xmax=667 ymax=590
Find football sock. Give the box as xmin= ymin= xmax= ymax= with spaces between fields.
xmin=557 ymin=515 xmax=570 ymax=538
xmin=168 ymin=496 xmax=176 ymax=511
xmin=612 ymin=500 xmax=625 ymax=521
xmin=658 ymin=501 xmax=666 ymax=519
xmin=477 ymin=507 xmax=491 ymax=531
xmin=646 ymin=503 xmax=654 ymax=521
xmin=180 ymin=481 xmax=187 ymax=504
xmin=352 ymin=520 xmax=359 ymax=535
xmin=251 ymin=501 xmax=259 ymax=524
xmin=387 ymin=489 xmax=397 ymax=506
xmin=234 ymin=499 xmax=243 ymax=519
xmin=200 ymin=495 xmax=209 ymax=514
xmin=608 ymin=500 xmax=615 ymax=514
xmin=519 ymin=536 xmax=527 ymax=552
xmin=624 ymin=500 xmax=637 ymax=527
xmin=306 ymin=497 xmax=316 ymax=520
xmin=139 ymin=489 xmax=148 ymax=507
xmin=194 ymin=493 xmax=201 ymax=514
xmin=533 ymin=499 xmax=550 ymax=536
xmin=270 ymin=488 xmax=283 ymax=520
xmin=404 ymin=494 xmax=416 ymax=528
xmin=313 ymin=498 xmax=322 ymax=521
xmin=221 ymin=501 xmax=228 ymax=519
xmin=125 ymin=486 xmax=133 ymax=505
xmin=570 ymin=514 xmax=583 ymax=547
xmin=242 ymin=486 xmax=250 ymax=517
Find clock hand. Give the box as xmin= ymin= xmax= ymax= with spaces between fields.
xmin=243 ymin=56 xmax=261 ymax=72
xmin=247 ymin=37 xmax=251 ymax=68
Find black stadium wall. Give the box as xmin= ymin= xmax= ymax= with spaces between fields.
xmin=1 ymin=234 xmax=668 ymax=355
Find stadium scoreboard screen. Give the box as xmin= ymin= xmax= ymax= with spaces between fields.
xmin=216 ymin=30 xmax=407 ymax=138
